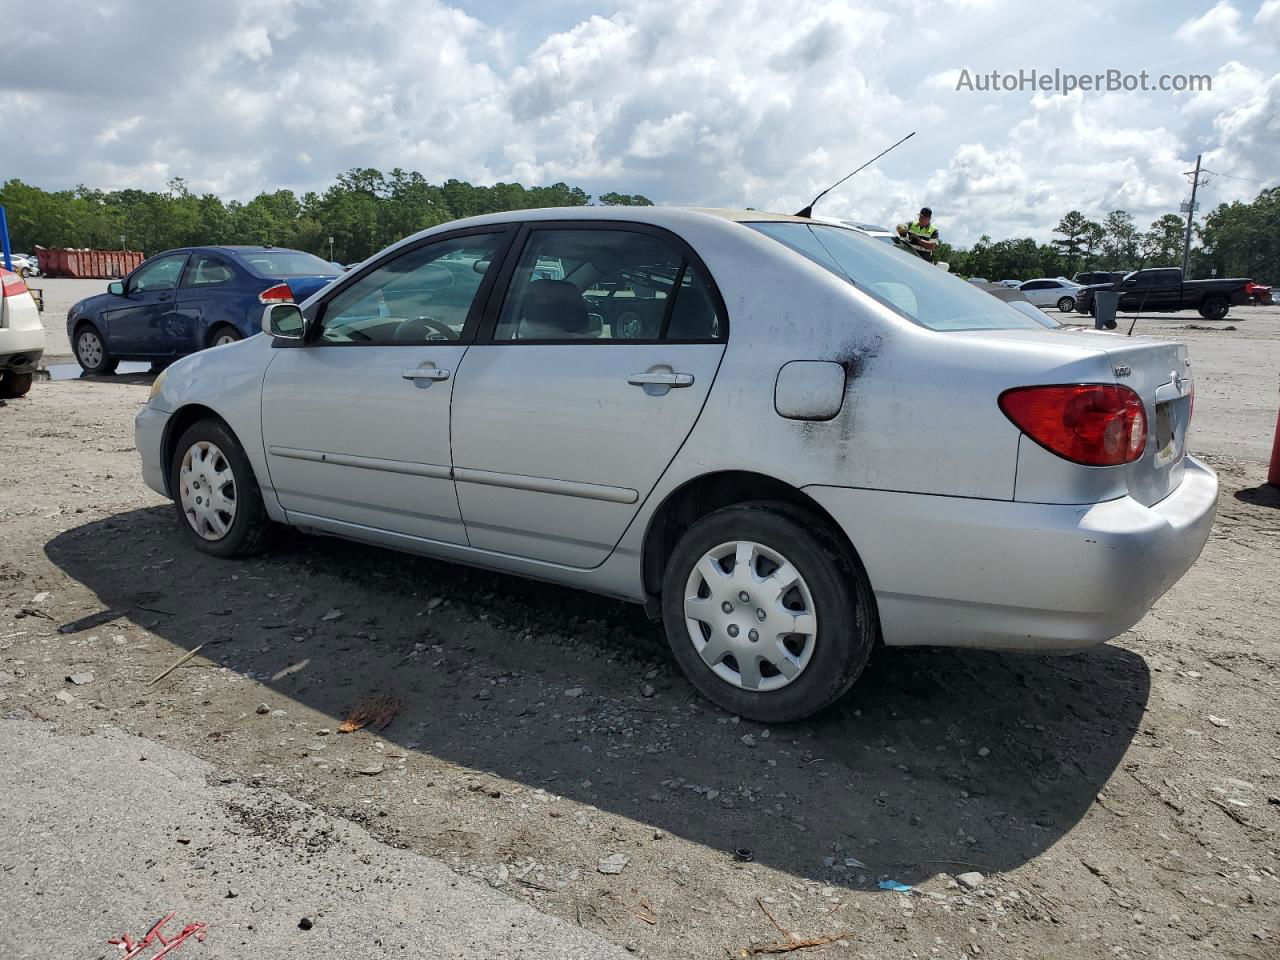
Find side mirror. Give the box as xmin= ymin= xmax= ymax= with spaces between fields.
xmin=263 ymin=303 xmax=305 ymax=339
xmin=108 ymin=281 xmax=125 ymax=296
xmin=473 ymin=259 xmax=491 ymax=275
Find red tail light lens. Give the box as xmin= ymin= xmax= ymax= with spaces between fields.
xmin=1 ymin=269 xmax=28 ymax=298
xmin=999 ymin=384 xmax=1147 ymax=466
xmin=258 ymin=283 xmax=294 ymax=304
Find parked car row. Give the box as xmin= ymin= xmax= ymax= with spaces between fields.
xmin=130 ymin=206 xmax=1217 ymax=722
xmin=5 ymin=253 xmax=40 ymax=278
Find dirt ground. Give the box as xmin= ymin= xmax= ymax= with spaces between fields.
xmin=2 ymin=281 xmax=1278 ymax=959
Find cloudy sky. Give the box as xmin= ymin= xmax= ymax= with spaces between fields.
xmin=3 ymin=0 xmax=1277 ymax=245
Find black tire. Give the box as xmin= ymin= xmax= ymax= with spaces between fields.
xmin=73 ymin=323 xmax=119 ymax=375
xmin=207 ymin=324 xmax=243 ymax=348
xmin=660 ymin=501 xmax=878 ymax=723
xmin=1057 ymin=296 xmax=1075 ymax=313
xmin=18 ymin=266 xmax=31 ymax=279
xmin=0 ymin=371 xmax=33 ymax=398
xmin=169 ymin=418 xmax=272 ymax=558
xmin=1198 ymin=297 xmax=1229 ymax=320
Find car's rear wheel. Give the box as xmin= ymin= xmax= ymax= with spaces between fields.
xmin=1057 ymin=296 xmax=1075 ymax=313
xmin=208 ymin=324 xmax=243 ymax=348
xmin=1199 ymin=297 xmax=1229 ymax=320
xmin=0 ymin=371 xmax=33 ymax=398
xmin=169 ymin=419 xmax=272 ymax=558
xmin=74 ymin=324 xmax=119 ymax=375
xmin=661 ymin=502 xmax=877 ymax=723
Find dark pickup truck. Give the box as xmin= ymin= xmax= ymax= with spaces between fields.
xmin=1075 ymin=267 xmax=1252 ymax=320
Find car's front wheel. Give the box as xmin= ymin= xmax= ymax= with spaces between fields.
xmin=1057 ymin=296 xmax=1076 ymax=313
xmin=74 ymin=324 xmax=119 ymax=375
xmin=661 ymin=502 xmax=878 ymax=723
xmin=169 ymin=419 xmax=272 ymax=558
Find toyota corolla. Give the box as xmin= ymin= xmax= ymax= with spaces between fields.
xmin=135 ymin=207 xmax=1217 ymax=722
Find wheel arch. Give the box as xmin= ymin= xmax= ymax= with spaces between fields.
xmin=160 ymin=404 xmax=235 ymax=498
xmin=640 ymin=469 xmax=867 ymax=609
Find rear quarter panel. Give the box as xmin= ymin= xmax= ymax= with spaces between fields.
xmin=609 ymin=221 xmax=1118 ymax=570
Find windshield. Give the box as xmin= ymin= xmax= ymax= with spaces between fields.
xmin=235 ymin=250 xmax=340 ymax=278
xmin=748 ymin=222 xmax=1050 ymax=331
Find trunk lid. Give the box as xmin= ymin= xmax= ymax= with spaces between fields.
xmin=1096 ymin=335 xmax=1191 ymax=506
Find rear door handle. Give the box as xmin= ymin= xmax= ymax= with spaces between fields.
xmin=402 ymin=367 xmax=450 ymax=381
xmin=628 ymin=372 xmax=694 ymax=387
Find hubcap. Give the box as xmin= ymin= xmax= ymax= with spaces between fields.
xmin=683 ymin=540 xmax=818 ymax=692
xmin=77 ymin=332 xmax=103 ymax=368
xmin=179 ymin=441 xmax=237 ymax=540
xmin=214 ymin=333 xmax=237 ymax=346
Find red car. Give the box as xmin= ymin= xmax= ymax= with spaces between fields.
xmin=1245 ymin=281 xmax=1272 ymax=306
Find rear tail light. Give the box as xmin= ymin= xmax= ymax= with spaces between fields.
xmin=258 ymin=283 xmax=294 ymax=304
xmin=1 ymin=269 xmax=28 ymax=298
xmin=999 ymin=384 xmax=1147 ymax=466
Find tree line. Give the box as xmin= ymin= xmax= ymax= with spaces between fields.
xmin=938 ymin=187 xmax=1276 ymax=281
xmin=0 ymin=170 xmax=653 ymax=264
xmin=1 ymin=169 xmax=1272 ymax=282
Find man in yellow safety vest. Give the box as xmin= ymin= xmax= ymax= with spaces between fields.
xmin=896 ymin=207 xmax=939 ymax=262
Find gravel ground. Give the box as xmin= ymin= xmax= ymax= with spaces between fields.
xmin=2 ymin=281 xmax=1278 ymax=959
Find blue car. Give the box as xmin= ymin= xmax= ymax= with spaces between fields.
xmin=66 ymin=246 xmax=341 ymax=373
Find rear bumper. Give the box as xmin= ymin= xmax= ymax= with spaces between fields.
xmin=134 ymin=404 xmax=171 ymax=498
xmin=0 ymin=348 xmax=43 ymax=374
xmin=805 ymin=456 xmax=1218 ymax=652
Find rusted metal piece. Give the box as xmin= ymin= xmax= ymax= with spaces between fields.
xmin=109 ymin=911 xmax=208 ymax=959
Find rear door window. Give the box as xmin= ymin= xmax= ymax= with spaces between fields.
xmin=492 ymin=228 xmax=722 ymax=342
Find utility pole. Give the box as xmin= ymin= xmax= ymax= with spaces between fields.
xmin=1181 ymin=153 xmax=1202 ymax=277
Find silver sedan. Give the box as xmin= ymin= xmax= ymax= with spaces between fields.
xmin=135 ymin=208 xmax=1217 ymax=722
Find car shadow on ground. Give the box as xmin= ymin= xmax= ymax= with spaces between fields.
xmin=46 ymin=506 xmax=1149 ymax=887
xmin=38 ymin=361 xmax=157 ymax=385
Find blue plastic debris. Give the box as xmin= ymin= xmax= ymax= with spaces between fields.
xmin=878 ymin=880 xmax=912 ymax=892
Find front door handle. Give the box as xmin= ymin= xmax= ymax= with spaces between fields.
xmin=402 ymin=367 xmax=450 ymax=381
xmin=628 ymin=372 xmax=694 ymax=388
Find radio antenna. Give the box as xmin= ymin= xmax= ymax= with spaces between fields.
xmin=794 ymin=131 xmax=916 ymax=218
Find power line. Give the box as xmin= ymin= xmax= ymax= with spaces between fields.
xmin=1200 ymin=168 xmax=1273 ymax=187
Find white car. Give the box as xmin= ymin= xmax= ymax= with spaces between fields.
xmin=1019 ymin=277 xmax=1082 ymax=312
xmin=7 ymin=253 xmax=39 ymax=278
xmin=0 ymin=268 xmax=44 ymax=397
xmin=135 ymin=207 xmax=1217 ymax=722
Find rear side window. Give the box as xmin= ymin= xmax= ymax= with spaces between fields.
xmin=749 ymin=222 xmax=1048 ymax=332
xmin=181 ymin=254 xmax=235 ymax=287
xmin=493 ymin=229 xmax=722 ymax=342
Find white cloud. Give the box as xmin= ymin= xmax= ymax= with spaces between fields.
xmin=1175 ymin=1 xmax=1246 ymax=48
xmin=0 ymin=0 xmax=1276 ymax=247
xmin=1255 ymin=0 xmax=1280 ymax=46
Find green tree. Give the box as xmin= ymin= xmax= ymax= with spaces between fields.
xmin=598 ymin=192 xmax=654 ymax=206
xmin=1101 ymin=210 xmax=1138 ymax=270
xmin=1051 ymin=210 xmax=1091 ymax=274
